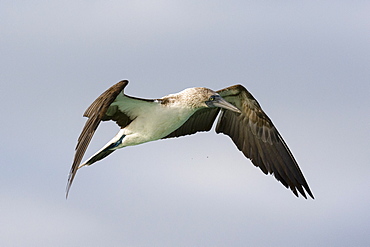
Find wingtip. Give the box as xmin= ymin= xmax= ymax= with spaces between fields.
xmin=65 ymin=165 xmax=80 ymax=199
xmin=65 ymin=174 xmax=73 ymax=199
xmin=298 ymin=186 xmax=315 ymax=200
xmin=307 ymin=190 xmax=315 ymax=200
xmin=65 ymin=161 xmax=89 ymax=199
xmin=118 ymin=79 xmax=129 ymax=86
xmin=290 ymin=183 xmax=315 ymax=199
xmin=302 ymin=182 xmax=315 ymax=199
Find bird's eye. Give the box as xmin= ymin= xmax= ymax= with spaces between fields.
xmin=209 ymin=95 xmax=216 ymax=101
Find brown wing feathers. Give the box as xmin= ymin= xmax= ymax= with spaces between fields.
xmin=217 ymin=85 xmax=313 ymax=198
xmin=66 ymin=80 xmax=128 ymax=196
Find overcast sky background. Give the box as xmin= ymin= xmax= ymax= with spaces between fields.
xmin=1 ymin=1 xmax=370 ymax=246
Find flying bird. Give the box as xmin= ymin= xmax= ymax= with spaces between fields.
xmin=67 ymin=80 xmax=313 ymax=199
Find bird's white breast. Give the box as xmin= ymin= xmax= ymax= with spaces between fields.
xmin=113 ymin=96 xmax=196 ymax=147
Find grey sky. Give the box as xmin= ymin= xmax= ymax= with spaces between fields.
xmin=1 ymin=1 xmax=369 ymax=246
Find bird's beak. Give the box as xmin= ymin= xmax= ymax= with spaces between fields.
xmin=212 ymin=97 xmax=241 ymax=113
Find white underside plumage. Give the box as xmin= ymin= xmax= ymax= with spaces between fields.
xmin=79 ymin=93 xmax=197 ymax=168
xmin=114 ymin=93 xmax=197 ymax=146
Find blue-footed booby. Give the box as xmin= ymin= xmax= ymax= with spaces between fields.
xmin=67 ymin=80 xmax=314 ymax=199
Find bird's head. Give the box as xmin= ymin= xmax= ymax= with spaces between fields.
xmin=180 ymin=87 xmax=241 ymax=113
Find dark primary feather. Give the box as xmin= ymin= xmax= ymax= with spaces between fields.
xmin=165 ymin=84 xmax=313 ymax=199
xmin=66 ymin=80 xmax=129 ymax=197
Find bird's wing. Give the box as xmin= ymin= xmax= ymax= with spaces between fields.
xmin=67 ymin=80 xmax=130 ymax=196
xmin=163 ymin=108 xmax=220 ymax=139
xmin=216 ymin=85 xmax=313 ymax=199
xmin=67 ymin=80 xmax=160 ymax=197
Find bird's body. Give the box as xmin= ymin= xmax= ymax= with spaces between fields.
xmin=108 ymin=94 xmax=194 ymax=147
xmin=67 ymin=80 xmax=314 ymax=199
xmin=112 ymin=88 xmax=206 ymax=146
